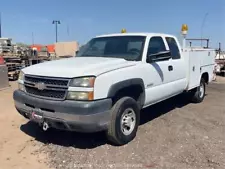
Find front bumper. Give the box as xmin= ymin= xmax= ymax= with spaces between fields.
xmin=13 ymin=90 xmax=112 ymax=132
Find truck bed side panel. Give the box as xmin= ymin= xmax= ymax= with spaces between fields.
xmin=185 ymin=49 xmax=215 ymax=90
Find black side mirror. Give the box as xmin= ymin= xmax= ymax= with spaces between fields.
xmin=147 ymin=50 xmax=171 ymax=63
xmin=75 ymin=50 xmax=79 ymax=55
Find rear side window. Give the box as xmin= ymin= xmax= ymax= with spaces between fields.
xmin=147 ymin=37 xmax=166 ymax=55
xmin=166 ymin=37 xmax=181 ymax=59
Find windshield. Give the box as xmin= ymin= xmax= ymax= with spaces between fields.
xmin=76 ymin=36 xmax=146 ymax=61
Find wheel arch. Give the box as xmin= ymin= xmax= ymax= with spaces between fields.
xmin=201 ymin=72 xmax=209 ymax=84
xmin=107 ymin=78 xmax=145 ymax=108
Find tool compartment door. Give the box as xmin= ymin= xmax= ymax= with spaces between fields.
xmin=187 ymin=49 xmax=215 ymax=90
xmin=187 ymin=51 xmax=201 ymax=89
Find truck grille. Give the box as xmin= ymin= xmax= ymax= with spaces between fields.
xmin=24 ymin=75 xmax=70 ymax=100
xmin=25 ymin=76 xmax=69 ymax=87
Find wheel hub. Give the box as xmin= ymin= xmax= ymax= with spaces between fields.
xmin=120 ymin=108 xmax=136 ymax=136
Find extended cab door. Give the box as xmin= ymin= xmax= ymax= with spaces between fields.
xmin=143 ymin=36 xmax=174 ymax=106
xmin=165 ymin=37 xmax=187 ymax=95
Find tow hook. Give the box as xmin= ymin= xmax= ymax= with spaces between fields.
xmin=42 ymin=122 xmax=49 ymax=131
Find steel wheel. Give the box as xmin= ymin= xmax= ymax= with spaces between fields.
xmin=107 ymin=97 xmax=140 ymax=145
xmin=199 ymin=82 xmax=205 ymax=98
xmin=190 ymin=78 xmax=206 ymax=103
xmin=120 ymin=108 xmax=136 ymax=136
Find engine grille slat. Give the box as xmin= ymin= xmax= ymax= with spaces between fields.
xmin=25 ymin=86 xmax=66 ymax=100
xmin=24 ymin=75 xmax=70 ymax=100
xmin=25 ymin=75 xmax=69 ymax=87
xmin=24 ymin=82 xmax=67 ymax=91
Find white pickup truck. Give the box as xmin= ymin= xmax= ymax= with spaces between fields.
xmin=13 ymin=32 xmax=215 ymax=145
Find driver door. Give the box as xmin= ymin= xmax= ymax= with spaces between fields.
xmin=143 ymin=36 xmax=173 ymax=106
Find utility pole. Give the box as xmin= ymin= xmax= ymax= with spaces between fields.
xmin=52 ymin=20 xmax=60 ymax=43
xmin=32 ymin=32 xmax=34 ymax=45
xmin=67 ymin=24 xmax=70 ymax=37
xmin=219 ymin=42 xmax=221 ymax=59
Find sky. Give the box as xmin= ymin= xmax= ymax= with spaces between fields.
xmin=1 ymin=0 xmax=225 ymax=49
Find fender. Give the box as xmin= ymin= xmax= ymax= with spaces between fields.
xmin=107 ymin=78 xmax=146 ymax=107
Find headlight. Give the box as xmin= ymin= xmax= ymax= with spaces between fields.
xmin=69 ymin=77 xmax=95 ymax=87
xmin=18 ymin=83 xmax=26 ymax=92
xmin=67 ymin=91 xmax=94 ymax=101
xmin=18 ymin=71 xmax=25 ymax=81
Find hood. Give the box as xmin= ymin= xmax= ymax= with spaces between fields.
xmin=22 ymin=57 xmax=136 ymax=78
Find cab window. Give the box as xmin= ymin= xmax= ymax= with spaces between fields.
xmin=166 ymin=37 xmax=181 ymax=59
xmin=76 ymin=36 xmax=146 ymax=61
xmin=147 ymin=37 xmax=166 ymax=56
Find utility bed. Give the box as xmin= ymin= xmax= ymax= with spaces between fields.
xmin=183 ymin=48 xmax=215 ymax=90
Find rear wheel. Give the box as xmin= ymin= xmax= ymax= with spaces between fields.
xmin=191 ymin=78 xmax=206 ymax=103
xmin=107 ymin=97 xmax=140 ymax=146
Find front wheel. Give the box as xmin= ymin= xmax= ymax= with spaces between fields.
xmin=190 ymin=78 xmax=206 ymax=103
xmin=107 ymin=97 xmax=140 ymax=146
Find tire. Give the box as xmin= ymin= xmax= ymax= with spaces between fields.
xmin=107 ymin=97 xmax=140 ymax=146
xmin=191 ymin=78 xmax=206 ymax=103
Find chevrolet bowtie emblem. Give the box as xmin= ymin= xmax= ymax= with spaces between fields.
xmin=35 ymin=82 xmax=46 ymax=90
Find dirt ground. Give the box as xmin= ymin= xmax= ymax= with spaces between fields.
xmin=0 ymin=76 xmax=225 ymax=169
xmin=0 ymin=82 xmax=48 ymax=169
xmin=215 ymin=75 xmax=225 ymax=83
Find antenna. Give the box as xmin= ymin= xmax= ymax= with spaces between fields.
xmin=67 ymin=24 xmax=70 ymax=37
xmin=32 ymin=32 xmax=34 ymax=45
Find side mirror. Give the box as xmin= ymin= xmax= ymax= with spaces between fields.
xmin=147 ymin=50 xmax=171 ymax=63
xmin=75 ymin=50 xmax=79 ymax=55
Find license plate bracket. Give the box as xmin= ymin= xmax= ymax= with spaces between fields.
xmin=30 ymin=109 xmax=44 ymax=123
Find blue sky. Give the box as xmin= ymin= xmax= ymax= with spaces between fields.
xmin=1 ymin=0 xmax=224 ymax=49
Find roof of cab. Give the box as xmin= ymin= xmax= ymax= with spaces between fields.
xmin=96 ymin=32 xmax=175 ymax=38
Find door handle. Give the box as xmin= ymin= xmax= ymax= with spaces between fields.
xmin=168 ymin=65 xmax=173 ymax=71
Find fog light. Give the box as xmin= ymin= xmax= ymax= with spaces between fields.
xmin=67 ymin=91 xmax=93 ymax=101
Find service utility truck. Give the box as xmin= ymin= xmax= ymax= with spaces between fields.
xmin=13 ymin=25 xmax=215 ymax=145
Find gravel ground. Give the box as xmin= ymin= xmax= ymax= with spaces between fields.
xmin=1 ymin=79 xmax=225 ymax=169
xmin=19 ymin=82 xmax=225 ymax=169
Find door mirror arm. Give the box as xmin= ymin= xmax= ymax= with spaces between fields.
xmin=146 ymin=50 xmax=171 ymax=63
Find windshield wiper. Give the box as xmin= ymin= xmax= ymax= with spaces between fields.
xmin=124 ymin=58 xmax=137 ymax=61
